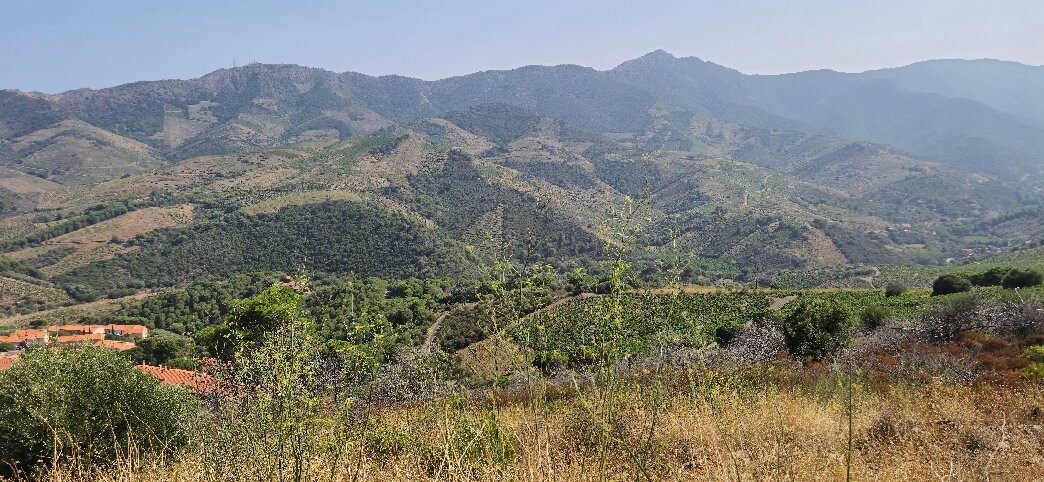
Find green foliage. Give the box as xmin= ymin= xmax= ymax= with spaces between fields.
xmin=393 ymin=150 xmax=602 ymax=261
xmin=812 ymin=219 xmax=900 ymax=265
xmin=363 ymin=424 xmax=410 ymax=462
xmin=968 ymin=267 xmax=1012 ymax=286
xmin=1024 ymin=346 xmax=1044 ymax=379
xmin=0 ymin=199 xmax=140 ymax=252
xmin=446 ymin=414 xmax=518 ymax=467
xmin=443 ymin=103 xmax=541 ymax=145
xmin=859 ymin=305 xmax=892 ymax=330
xmin=517 ymin=292 xmax=770 ymax=366
xmin=127 ymin=332 xmax=204 ymax=369
xmin=0 ymin=347 xmax=196 ymax=475
xmin=932 ymin=274 xmax=973 ymax=296
xmin=200 ymin=286 xmax=339 ymax=480
xmin=566 ymin=267 xmax=598 ymax=295
xmin=57 ymin=201 xmax=473 ymax=298
xmin=884 ymin=282 xmax=907 ymax=297
xmin=781 ymin=299 xmax=852 ymax=359
xmin=90 ymin=273 xmax=279 ymax=335
xmin=197 ymin=284 xmax=303 ymax=360
xmin=710 ymin=319 xmax=745 ymax=346
xmin=1023 ymin=345 xmax=1044 ymax=363
xmin=1001 ymin=268 xmax=1043 ymax=289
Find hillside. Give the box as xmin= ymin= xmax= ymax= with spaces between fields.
xmin=0 ymin=55 xmax=1042 ymax=318
xmin=3 ymin=52 xmax=1044 ymax=185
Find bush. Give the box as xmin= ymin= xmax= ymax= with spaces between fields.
xmin=968 ymin=267 xmax=1011 ymax=287
xmin=711 ymin=320 xmax=745 ymax=346
xmin=364 ymin=424 xmax=410 ymax=462
xmin=883 ymin=282 xmax=907 ymax=297
xmin=1000 ymin=269 xmax=1043 ymax=289
xmin=0 ymin=347 xmax=196 ymax=475
xmin=923 ymin=293 xmax=982 ymax=341
xmin=860 ymin=305 xmax=892 ymax=331
xmin=781 ymin=299 xmax=852 ymax=359
xmin=1024 ymin=346 xmax=1044 ymax=379
xmin=932 ymin=274 xmax=972 ymax=296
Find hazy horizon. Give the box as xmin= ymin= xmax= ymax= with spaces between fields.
xmin=2 ymin=0 xmax=1043 ymax=94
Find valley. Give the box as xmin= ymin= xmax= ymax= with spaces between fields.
xmin=1 ymin=47 xmax=1043 ymax=481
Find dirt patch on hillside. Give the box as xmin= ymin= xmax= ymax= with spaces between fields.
xmin=788 ymin=225 xmax=847 ymax=268
xmin=10 ymin=205 xmax=195 ymax=276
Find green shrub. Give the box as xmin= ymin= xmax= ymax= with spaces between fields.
xmin=710 ymin=319 xmax=745 ymax=346
xmin=364 ymin=424 xmax=410 ymax=462
xmin=0 ymin=347 xmax=196 ymax=475
xmin=860 ymin=305 xmax=892 ymax=330
xmin=883 ymin=282 xmax=907 ymax=297
xmin=932 ymin=274 xmax=972 ymax=296
xmin=1000 ymin=269 xmax=1043 ymax=289
xmin=968 ymin=267 xmax=1011 ymax=287
xmin=1024 ymin=345 xmax=1044 ymax=379
xmin=781 ymin=299 xmax=852 ymax=359
xmin=1023 ymin=345 xmax=1044 ymax=363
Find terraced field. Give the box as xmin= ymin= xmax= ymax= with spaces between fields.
xmin=0 ymin=275 xmax=71 ymax=316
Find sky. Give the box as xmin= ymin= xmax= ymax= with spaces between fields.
xmin=2 ymin=0 xmax=1042 ymax=93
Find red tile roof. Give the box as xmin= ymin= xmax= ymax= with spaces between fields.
xmin=136 ymin=364 xmax=213 ymax=393
xmin=47 ymin=324 xmax=107 ymax=334
xmin=0 ymin=354 xmax=19 ymax=371
xmin=47 ymin=324 xmax=148 ymax=337
xmin=0 ymin=329 xmax=49 ymax=344
xmin=94 ymin=340 xmax=136 ymax=351
xmin=107 ymin=324 xmax=148 ymax=336
xmin=56 ymin=333 xmax=106 ymax=344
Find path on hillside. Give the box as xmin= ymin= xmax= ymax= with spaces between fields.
xmin=421 ymin=302 xmax=475 ymax=354
xmin=423 ymin=285 xmax=844 ymax=354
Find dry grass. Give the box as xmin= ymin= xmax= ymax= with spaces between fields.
xmin=5 ymin=205 xmax=194 ymax=277
xmin=0 ymin=276 xmax=72 ymax=313
xmin=20 ymin=369 xmax=1044 ymax=481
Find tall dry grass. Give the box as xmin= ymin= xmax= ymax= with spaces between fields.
xmin=25 ymin=369 xmax=1044 ymax=482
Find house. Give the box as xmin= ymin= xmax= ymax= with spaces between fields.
xmin=56 ymin=333 xmax=107 ymax=345
xmin=94 ymin=340 xmax=136 ymax=351
xmin=0 ymin=329 xmax=50 ymax=346
xmin=105 ymin=324 xmax=149 ymax=339
xmin=0 ymin=354 xmax=18 ymax=371
xmin=48 ymin=325 xmax=106 ymax=336
xmin=136 ymin=365 xmax=213 ymax=393
xmin=47 ymin=324 xmax=149 ymax=340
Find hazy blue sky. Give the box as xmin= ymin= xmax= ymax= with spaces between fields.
xmin=2 ymin=0 xmax=1042 ymax=93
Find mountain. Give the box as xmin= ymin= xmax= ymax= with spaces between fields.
xmin=1 ymin=52 xmax=1042 ymax=311
xmin=866 ymin=59 xmax=1044 ymax=125
xmin=609 ymin=51 xmax=1044 ymax=181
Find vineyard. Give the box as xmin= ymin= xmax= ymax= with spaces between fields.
xmin=510 ymin=291 xmax=771 ymax=366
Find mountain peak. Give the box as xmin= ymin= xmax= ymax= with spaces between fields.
xmin=611 ymin=49 xmax=682 ymax=72
xmin=644 ymin=49 xmax=676 ymax=60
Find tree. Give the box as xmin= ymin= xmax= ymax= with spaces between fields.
xmin=0 ymin=347 xmax=196 ymax=476
xmin=883 ymin=282 xmax=907 ymax=297
xmin=932 ymin=274 xmax=972 ymax=296
xmin=968 ymin=267 xmax=1011 ymax=287
xmin=860 ymin=305 xmax=891 ymax=330
xmin=1001 ymin=269 xmax=1043 ymax=289
xmin=128 ymin=332 xmax=204 ymax=369
xmin=781 ymin=299 xmax=852 ymax=359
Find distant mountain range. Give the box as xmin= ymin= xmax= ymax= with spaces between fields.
xmin=0 ymin=51 xmax=1042 ymax=307
xmin=3 ymin=50 xmax=1043 ymax=183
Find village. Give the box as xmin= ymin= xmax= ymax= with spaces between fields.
xmin=0 ymin=324 xmax=211 ymax=391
